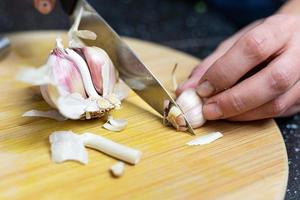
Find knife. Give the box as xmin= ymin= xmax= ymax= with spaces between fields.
xmin=60 ymin=0 xmax=195 ymax=135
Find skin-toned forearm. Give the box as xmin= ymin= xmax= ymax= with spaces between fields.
xmin=278 ymin=0 xmax=300 ymax=15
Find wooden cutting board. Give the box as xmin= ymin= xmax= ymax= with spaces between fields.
xmin=0 ymin=31 xmax=288 ymax=200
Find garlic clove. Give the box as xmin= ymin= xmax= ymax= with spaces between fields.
xmin=184 ymin=104 xmax=205 ymax=128
xmin=165 ymin=89 xmax=206 ymax=131
xmin=65 ymin=48 xmax=100 ymax=98
xmin=176 ymin=89 xmax=206 ymax=129
xmin=176 ymin=89 xmax=201 ymax=113
xmin=48 ymin=49 xmax=87 ymax=97
xmin=40 ymin=84 xmax=57 ymax=108
xmin=82 ymin=47 xmax=116 ymax=96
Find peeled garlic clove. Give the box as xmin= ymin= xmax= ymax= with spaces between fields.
xmin=165 ymin=89 xmax=206 ymax=131
xmin=82 ymin=47 xmax=116 ymax=96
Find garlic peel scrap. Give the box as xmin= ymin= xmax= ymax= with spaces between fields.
xmin=16 ymin=65 xmax=52 ymax=85
xmin=75 ymin=30 xmax=97 ymax=40
xmin=110 ymin=161 xmax=125 ymax=177
xmin=22 ymin=109 xmax=67 ymax=121
xmin=186 ymin=132 xmax=223 ymax=146
xmin=49 ymin=131 xmax=88 ymax=164
xmin=113 ymin=80 xmax=130 ymax=101
xmin=81 ymin=132 xmax=142 ymax=165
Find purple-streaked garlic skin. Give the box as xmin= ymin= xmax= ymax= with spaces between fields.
xmin=82 ymin=47 xmax=116 ymax=95
xmin=176 ymin=89 xmax=206 ymax=129
xmin=47 ymin=49 xmax=86 ymax=97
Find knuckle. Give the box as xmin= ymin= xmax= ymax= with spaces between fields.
xmin=243 ymin=32 xmax=268 ymax=60
xmin=226 ymin=90 xmax=247 ymax=113
xmin=210 ymin=59 xmax=232 ymax=90
xmin=270 ymin=68 xmax=291 ymax=92
xmin=269 ymin=100 xmax=287 ymax=116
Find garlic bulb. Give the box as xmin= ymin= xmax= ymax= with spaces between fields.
xmin=165 ymin=89 xmax=206 ymax=131
xmin=18 ymin=38 xmax=123 ymax=120
xmin=17 ymin=6 xmax=127 ymax=121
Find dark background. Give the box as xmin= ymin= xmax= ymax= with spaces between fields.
xmin=0 ymin=0 xmax=299 ymax=199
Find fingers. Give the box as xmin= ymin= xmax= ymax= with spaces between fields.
xmin=203 ymin=47 xmax=300 ymax=120
xmin=175 ymin=21 xmax=261 ymax=95
xmin=280 ymin=104 xmax=300 ymax=117
xmin=227 ymin=80 xmax=300 ymax=121
xmin=176 ymin=38 xmax=238 ymax=95
xmin=197 ymin=15 xmax=295 ymax=98
xmin=34 ymin=0 xmax=56 ymax=14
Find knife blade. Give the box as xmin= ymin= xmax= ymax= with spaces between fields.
xmin=60 ymin=0 xmax=195 ymax=134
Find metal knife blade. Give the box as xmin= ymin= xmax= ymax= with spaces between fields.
xmin=61 ymin=0 xmax=195 ymax=134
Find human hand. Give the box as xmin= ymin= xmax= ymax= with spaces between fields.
xmin=34 ymin=0 xmax=56 ymax=14
xmin=177 ymin=14 xmax=300 ymax=121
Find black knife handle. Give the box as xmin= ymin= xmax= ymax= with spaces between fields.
xmin=60 ymin=0 xmax=78 ymax=15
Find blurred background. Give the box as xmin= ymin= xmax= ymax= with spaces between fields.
xmin=0 ymin=0 xmax=298 ymax=199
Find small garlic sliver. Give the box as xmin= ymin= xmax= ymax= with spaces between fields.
xmin=186 ymin=132 xmax=223 ymax=146
xmin=103 ymin=116 xmax=127 ymax=132
xmin=110 ymin=161 xmax=125 ymax=177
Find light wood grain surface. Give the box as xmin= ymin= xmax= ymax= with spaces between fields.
xmin=0 ymin=31 xmax=288 ymax=200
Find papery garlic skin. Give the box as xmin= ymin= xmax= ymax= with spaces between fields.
xmin=82 ymin=47 xmax=116 ymax=96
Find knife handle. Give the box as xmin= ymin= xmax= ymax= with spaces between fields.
xmin=60 ymin=0 xmax=78 ymax=15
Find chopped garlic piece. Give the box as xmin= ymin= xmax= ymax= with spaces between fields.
xmin=49 ymin=131 xmax=88 ymax=164
xmin=81 ymin=132 xmax=142 ymax=165
xmin=22 ymin=109 xmax=67 ymax=121
xmin=110 ymin=161 xmax=125 ymax=177
xmin=103 ymin=116 xmax=128 ymax=132
xmin=186 ymin=132 xmax=223 ymax=146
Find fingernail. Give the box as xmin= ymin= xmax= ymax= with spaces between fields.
xmin=196 ymin=81 xmax=215 ymax=97
xmin=203 ymin=103 xmax=223 ymax=120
